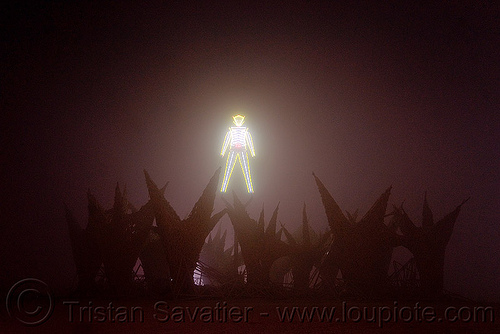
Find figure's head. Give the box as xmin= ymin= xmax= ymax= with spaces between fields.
xmin=232 ymin=114 xmax=245 ymax=126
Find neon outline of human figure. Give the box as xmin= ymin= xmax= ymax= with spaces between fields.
xmin=220 ymin=114 xmax=255 ymax=193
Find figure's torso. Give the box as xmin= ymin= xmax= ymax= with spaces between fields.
xmin=230 ymin=126 xmax=247 ymax=149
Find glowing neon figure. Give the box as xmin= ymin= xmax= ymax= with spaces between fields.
xmin=220 ymin=114 xmax=255 ymax=193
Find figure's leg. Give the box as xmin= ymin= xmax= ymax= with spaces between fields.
xmin=221 ymin=150 xmax=238 ymax=192
xmin=239 ymin=151 xmax=254 ymax=193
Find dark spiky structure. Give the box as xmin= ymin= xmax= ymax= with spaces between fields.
xmin=144 ymin=168 xmax=226 ymax=295
xmin=223 ymin=193 xmax=290 ymax=286
xmin=65 ymin=204 xmax=101 ymax=295
xmin=198 ymin=225 xmax=242 ymax=286
xmin=140 ymin=227 xmax=171 ymax=296
xmin=281 ymin=203 xmax=330 ymax=291
xmin=87 ymin=185 xmax=155 ymax=294
xmin=313 ymin=173 xmax=400 ymax=298
xmin=65 ymin=167 xmax=469 ymax=301
xmin=394 ymin=193 xmax=469 ymax=298
xmin=66 ymin=184 xmax=155 ymax=295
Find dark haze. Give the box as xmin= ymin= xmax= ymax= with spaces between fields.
xmin=1 ymin=2 xmax=499 ymax=301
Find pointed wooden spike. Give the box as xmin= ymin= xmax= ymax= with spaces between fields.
xmin=143 ymin=169 xmax=180 ymax=222
xmin=187 ymin=167 xmax=221 ymax=222
xmin=280 ymin=223 xmax=297 ymax=246
xmin=312 ymin=173 xmax=350 ymax=234
xmin=359 ymin=186 xmax=392 ymax=227
xmin=114 ymin=182 xmax=122 ymax=205
xmin=257 ymin=203 xmax=265 ymax=233
xmin=276 ymin=227 xmax=283 ymax=241
xmin=433 ymin=197 xmax=469 ymax=245
xmin=209 ymin=209 xmax=227 ymax=231
xmin=113 ymin=182 xmax=127 ymax=215
xmin=143 ymin=169 xmax=160 ymax=198
xmin=396 ymin=207 xmax=418 ymax=237
xmin=160 ymin=182 xmax=169 ymax=196
xmin=265 ymin=202 xmax=280 ymax=237
xmin=221 ymin=229 xmax=227 ymax=244
xmin=214 ymin=222 xmax=222 ymax=240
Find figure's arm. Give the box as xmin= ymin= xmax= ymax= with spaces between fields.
xmin=246 ymin=130 xmax=255 ymax=157
xmin=221 ymin=129 xmax=231 ymax=156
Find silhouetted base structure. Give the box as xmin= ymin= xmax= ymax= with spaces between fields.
xmin=64 ymin=170 xmax=468 ymax=301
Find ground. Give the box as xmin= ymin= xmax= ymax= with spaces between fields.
xmin=2 ymin=297 xmax=498 ymax=333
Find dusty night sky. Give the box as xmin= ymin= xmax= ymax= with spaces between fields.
xmin=1 ymin=2 xmax=499 ymax=301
